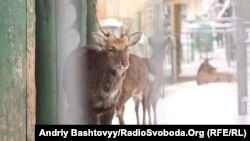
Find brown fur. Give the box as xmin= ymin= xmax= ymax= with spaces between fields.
xmin=116 ymin=54 xmax=148 ymax=125
xmin=196 ymin=59 xmax=236 ymax=85
xmin=63 ymin=47 xmax=126 ymax=124
xmin=63 ymin=31 xmax=142 ymax=124
xmin=108 ymin=37 xmax=129 ymax=47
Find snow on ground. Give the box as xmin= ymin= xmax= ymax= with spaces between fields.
xmin=112 ymin=81 xmax=250 ymax=125
xmin=158 ymin=81 xmax=239 ymax=124
xmin=112 ymin=46 xmax=249 ymax=125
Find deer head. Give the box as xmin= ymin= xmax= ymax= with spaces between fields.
xmin=92 ymin=4 xmax=142 ymax=74
xmin=198 ymin=58 xmax=217 ymax=73
xmin=148 ymin=35 xmax=173 ymax=58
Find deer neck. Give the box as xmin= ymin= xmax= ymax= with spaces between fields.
xmin=150 ymin=52 xmax=165 ymax=67
xmin=95 ymin=53 xmax=125 ymax=92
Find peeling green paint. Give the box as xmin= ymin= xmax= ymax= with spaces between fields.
xmin=0 ymin=0 xmax=26 ymax=140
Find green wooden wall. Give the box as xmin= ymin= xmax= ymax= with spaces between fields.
xmin=27 ymin=0 xmax=37 ymax=140
xmin=86 ymin=0 xmax=97 ymax=45
xmin=0 ymin=0 xmax=27 ymax=140
xmin=0 ymin=0 xmax=97 ymax=139
xmin=35 ymin=0 xmax=58 ymax=124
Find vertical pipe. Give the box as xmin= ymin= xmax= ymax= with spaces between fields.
xmin=234 ymin=0 xmax=248 ymax=115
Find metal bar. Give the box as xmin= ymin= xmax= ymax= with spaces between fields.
xmin=234 ymin=0 xmax=250 ymax=115
xmin=181 ymin=28 xmax=237 ymax=34
xmin=236 ymin=22 xmax=248 ymax=115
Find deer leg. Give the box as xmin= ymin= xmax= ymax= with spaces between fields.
xmin=142 ymin=86 xmax=149 ymax=125
xmin=152 ymin=101 xmax=157 ymax=125
xmin=147 ymin=104 xmax=152 ymax=125
xmin=142 ymin=98 xmax=147 ymax=125
xmin=116 ymin=90 xmax=131 ymax=125
xmin=116 ymin=105 xmax=125 ymax=125
xmin=134 ymin=98 xmax=141 ymax=125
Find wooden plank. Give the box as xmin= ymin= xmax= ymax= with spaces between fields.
xmin=79 ymin=0 xmax=87 ymax=46
xmin=26 ymin=0 xmax=36 ymax=140
xmin=0 ymin=0 xmax=27 ymax=140
xmin=36 ymin=0 xmax=58 ymax=124
xmin=86 ymin=0 xmax=97 ymax=45
xmin=168 ymin=0 xmax=189 ymax=5
xmin=170 ymin=4 xmax=181 ymax=82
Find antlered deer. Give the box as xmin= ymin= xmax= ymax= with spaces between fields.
xmin=116 ymin=54 xmax=148 ymax=125
xmin=63 ymin=5 xmax=142 ymax=124
xmin=196 ymin=58 xmax=236 ymax=85
xmin=143 ymin=35 xmax=174 ymax=124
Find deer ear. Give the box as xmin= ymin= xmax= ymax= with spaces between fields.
xmin=164 ymin=36 xmax=171 ymax=45
xmin=164 ymin=36 xmax=172 ymax=50
xmin=127 ymin=32 xmax=142 ymax=46
xmin=92 ymin=32 xmax=107 ymax=48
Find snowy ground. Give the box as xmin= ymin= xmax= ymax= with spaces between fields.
xmin=112 ymin=81 xmax=250 ymax=125
xmin=112 ymin=45 xmax=250 ymax=125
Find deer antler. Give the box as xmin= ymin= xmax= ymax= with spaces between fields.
xmin=120 ymin=19 xmax=125 ymax=37
xmin=94 ymin=3 xmax=110 ymax=37
xmin=121 ymin=19 xmax=132 ymax=37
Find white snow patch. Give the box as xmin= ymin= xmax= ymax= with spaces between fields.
xmin=113 ymin=81 xmax=250 ymax=125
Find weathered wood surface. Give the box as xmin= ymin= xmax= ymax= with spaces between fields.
xmin=86 ymin=0 xmax=97 ymax=45
xmin=36 ymin=0 xmax=58 ymax=124
xmin=0 ymin=0 xmax=27 ymax=140
xmin=79 ymin=0 xmax=87 ymax=46
xmin=27 ymin=0 xmax=36 ymax=140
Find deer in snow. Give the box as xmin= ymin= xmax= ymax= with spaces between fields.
xmin=196 ymin=58 xmax=236 ymax=85
xmin=63 ymin=5 xmax=142 ymax=124
xmin=116 ymin=53 xmax=149 ymax=125
xmin=143 ymin=35 xmax=174 ymax=124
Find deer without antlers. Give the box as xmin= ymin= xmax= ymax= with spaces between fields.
xmin=116 ymin=54 xmax=148 ymax=125
xmin=63 ymin=5 xmax=142 ymax=124
xmin=196 ymin=58 xmax=236 ymax=85
xmin=112 ymin=19 xmax=148 ymax=125
xmin=143 ymin=35 xmax=174 ymax=124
